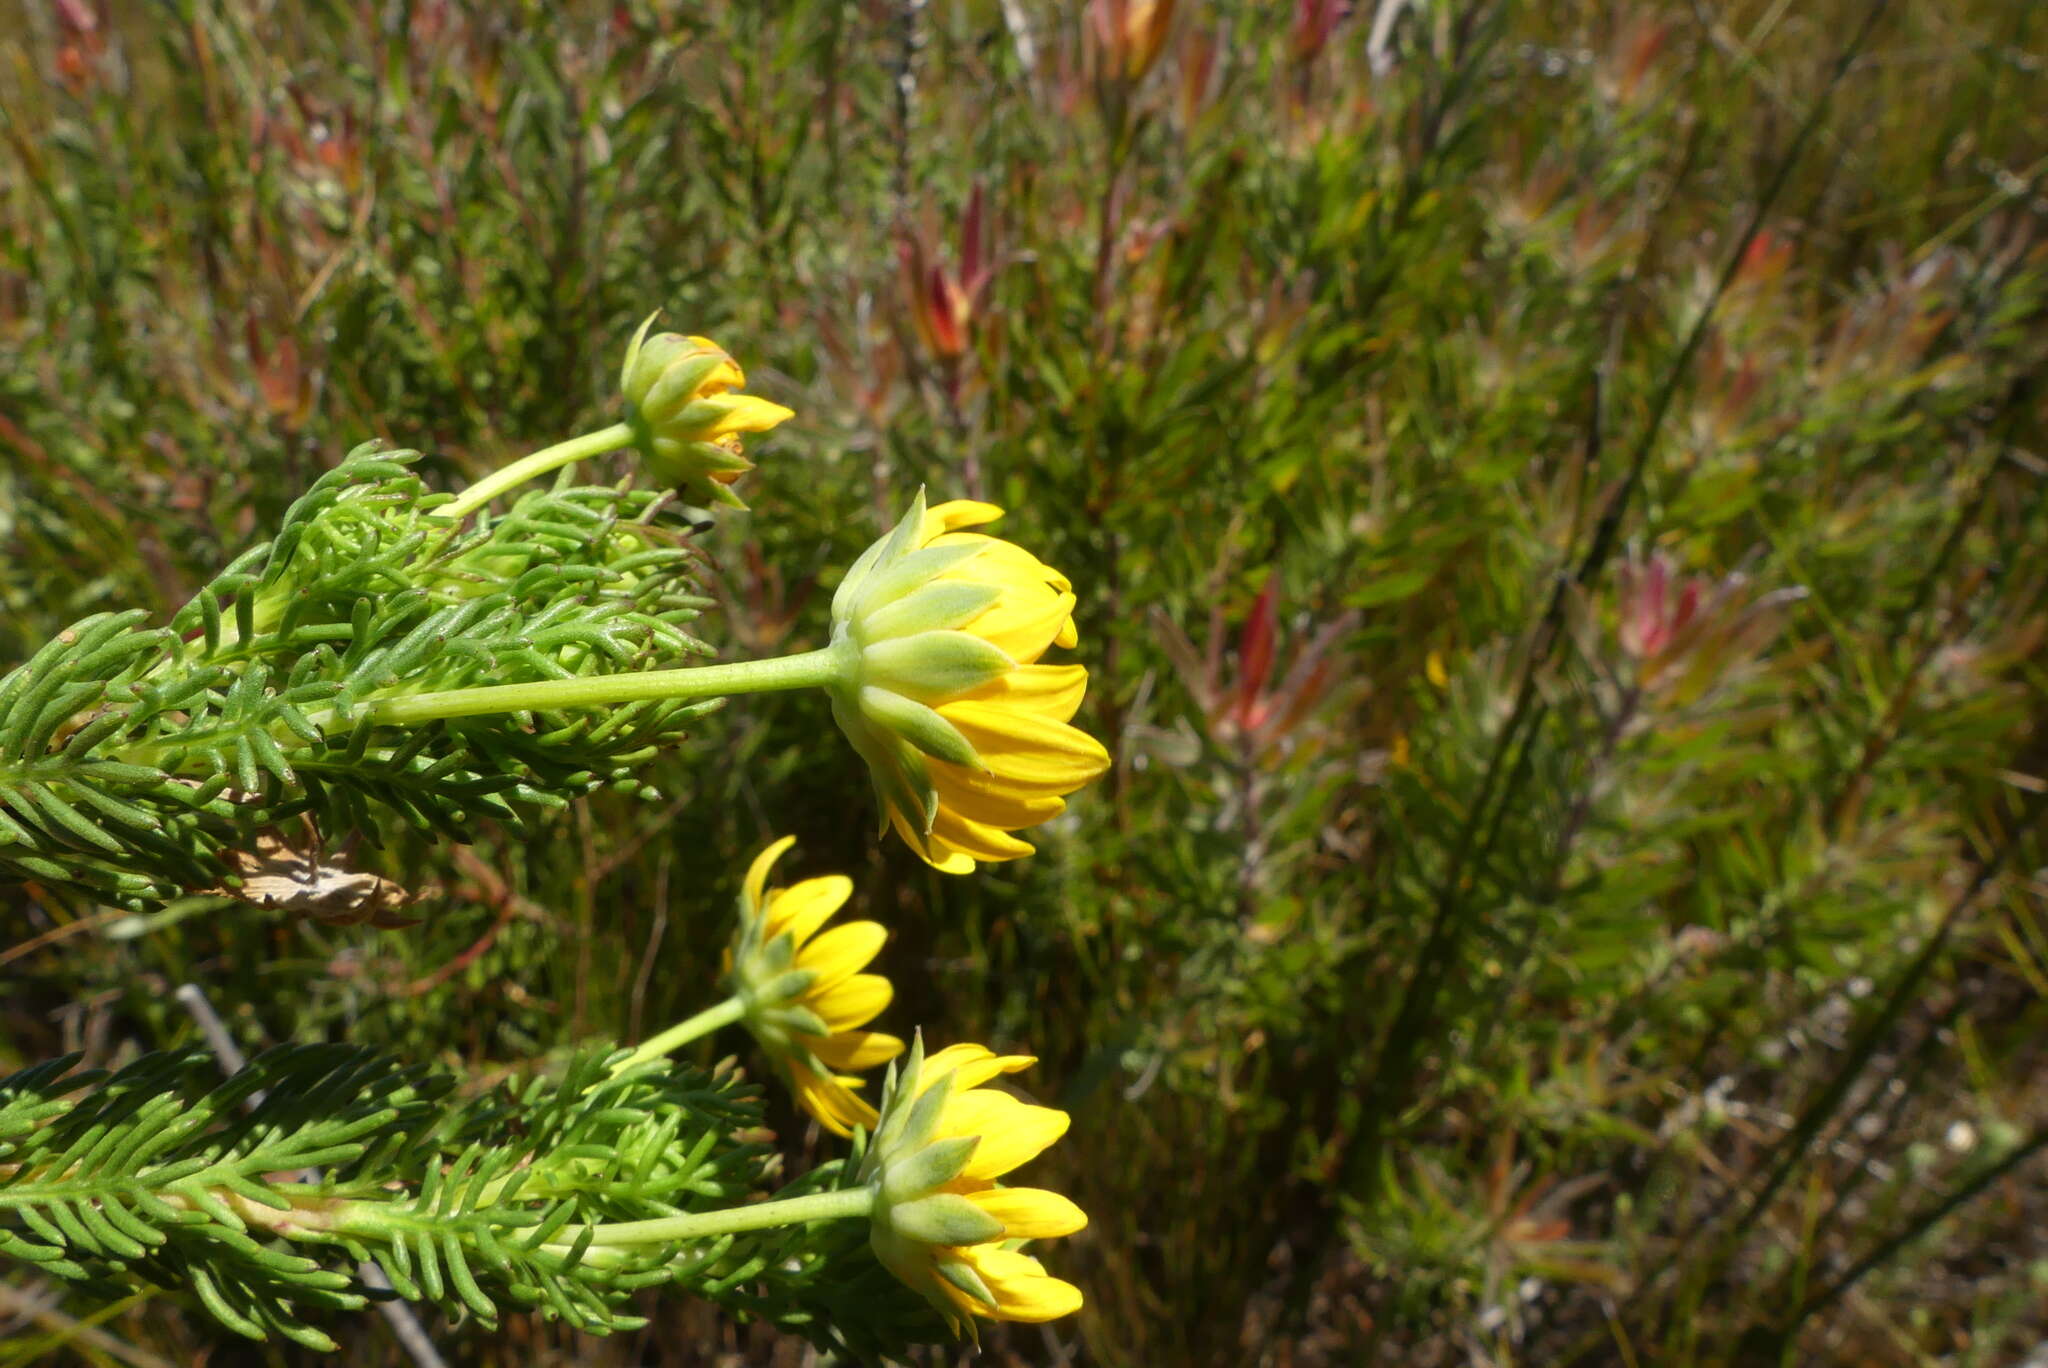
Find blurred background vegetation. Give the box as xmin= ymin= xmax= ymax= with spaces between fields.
xmin=4 ymin=0 xmax=2047 ymax=1363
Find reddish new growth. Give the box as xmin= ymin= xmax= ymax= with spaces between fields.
xmin=1615 ymin=552 xmax=1702 ymax=666
xmin=1613 ymin=550 xmax=1802 ymax=701
xmin=1155 ymin=574 xmax=1361 ymax=760
xmin=897 ymin=181 xmax=998 ymax=390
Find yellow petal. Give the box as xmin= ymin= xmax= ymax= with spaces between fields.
xmin=934 ymin=537 xmax=1058 ymax=589
xmin=808 ymin=972 xmax=894 ymax=1031
xmin=679 ymin=336 xmax=745 ymax=388
xmin=919 ymin=1044 xmax=1037 ymax=1093
xmin=930 ymin=808 xmax=1038 ymax=862
xmin=742 ymin=836 xmax=797 ymax=917
xmin=763 ymin=875 xmax=855 ymax=946
xmin=933 ymin=534 xmax=1072 ymax=593
xmin=938 ymin=1090 xmax=1071 ymax=1180
xmin=950 ymin=664 xmax=1089 ymax=722
xmin=921 ymin=501 xmax=1005 ymax=543
xmin=787 ymin=1057 xmax=878 ymax=1137
xmin=932 ymin=768 xmax=1066 ymax=830
xmin=796 ymin=919 xmax=888 ymax=990
xmin=705 ymin=394 xmax=795 ymax=437
xmin=960 ymin=587 xmax=1077 ymax=663
xmin=967 ymin=1187 xmax=1089 ymax=1239
xmin=924 ymin=828 xmax=986 ymax=874
xmin=921 ymin=845 xmax=979 ymax=874
xmin=805 ymin=1028 xmax=904 ymax=1071
xmin=939 ymin=703 xmax=1110 ymax=790
xmin=957 ymin=1247 xmax=1084 ymax=1322
xmin=886 ymin=805 xmax=977 ymax=874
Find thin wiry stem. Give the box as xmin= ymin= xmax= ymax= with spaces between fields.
xmin=1344 ymin=0 xmax=1896 ymax=1213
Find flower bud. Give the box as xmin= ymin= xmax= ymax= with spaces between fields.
xmin=619 ymin=315 xmax=794 ymax=508
xmin=1087 ymin=0 xmax=1176 ymax=84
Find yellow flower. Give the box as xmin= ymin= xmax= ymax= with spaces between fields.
xmin=826 ymin=490 xmax=1109 ymax=874
xmin=723 ymin=836 xmax=903 ymax=1136
xmin=860 ymin=1037 xmax=1086 ymax=1337
xmin=619 ymin=315 xmax=794 ymax=507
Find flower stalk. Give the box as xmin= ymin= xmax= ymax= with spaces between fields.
xmin=345 ymin=643 xmax=853 ymax=727
xmin=614 ymin=996 xmax=748 ymax=1073
xmin=0 ymin=1042 xmax=942 ymax=1351
xmin=546 ymin=1187 xmax=876 ymax=1255
xmin=433 ymin=421 xmax=638 ymax=521
xmin=431 ymin=319 xmax=793 ymax=520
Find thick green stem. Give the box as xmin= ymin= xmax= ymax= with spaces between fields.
xmin=435 ymin=422 xmax=637 ymax=520
xmin=616 ymin=997 xmax=747 ymax=1074
xmin=345 ymin=644 xmax=848 ymax=727
xmin=554 ymin=1186 xmax=874 ymax=1253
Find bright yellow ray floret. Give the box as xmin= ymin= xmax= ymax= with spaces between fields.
xmin=724 ymin=836 xmax=903 ymax=1135
xmin=827 ymin=492 xmax=1109 ymax=873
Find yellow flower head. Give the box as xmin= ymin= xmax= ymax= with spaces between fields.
xmin=826 ymin=490 xmax=1109 ymax=874
xmin=859 ymin=1036 xmax=1086 ymax=1338
xmin=723 ymin=837 xmax=904 ymax=1136
xmin=619 ymin=314 xmax=795 ymax=508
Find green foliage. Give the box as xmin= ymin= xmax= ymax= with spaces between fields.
xmin=0 ymin=1043 xmax=935 ymax=1355
xmin=0 ymin=445 xmax=710 ymax=908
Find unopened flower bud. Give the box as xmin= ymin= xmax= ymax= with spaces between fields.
xmin=619 ymin=315 xmax=794 ymax=508
xmin=1088 ymin=0 xmax=1176 ymax=84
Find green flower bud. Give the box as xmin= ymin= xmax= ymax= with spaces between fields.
xmin=617 ymin=314 xmax=794 ymax=508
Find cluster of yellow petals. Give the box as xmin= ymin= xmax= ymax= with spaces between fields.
xmin=664 ymin=335 xmax=794 ymax=478
xmin=913 ymin=502 xmax=1103 ymax=871
xmin=728 ymin=837 xmax=903 ymax=1136
xmin=868 ymin=1043 xmax=1087 ymax=1333
xmin=833 ymin=497 xmax=1110 ymax=874
xmin=618 ymin=319 xmax=794 ymax=506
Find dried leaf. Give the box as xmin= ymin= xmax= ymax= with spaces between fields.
xmin=207 ymin=831 xmax=423 ymax=928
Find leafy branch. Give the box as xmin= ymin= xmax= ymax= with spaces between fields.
xmin=0 ymin=444 xmax=717 ymax=909
xmin=0 ymin=1043 xmax=937 ymax=1354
